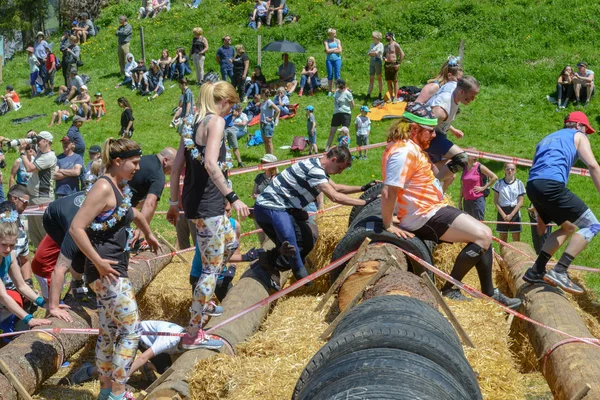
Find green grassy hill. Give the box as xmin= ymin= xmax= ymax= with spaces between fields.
xmin=0 ymin=0 xmax=598 ymax=289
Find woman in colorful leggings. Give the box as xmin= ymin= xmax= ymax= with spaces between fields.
xmin=167 ymin=81 xmax=250 ymax=350
xmin=70 ymin=138 xmax=159 ymax=400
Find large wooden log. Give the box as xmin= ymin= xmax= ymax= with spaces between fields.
xmin=0 ymin=246 xmax=173 ymax=400
xmin=501 ymin=242 xmax=600 ymax=399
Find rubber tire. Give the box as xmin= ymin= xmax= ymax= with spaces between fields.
xmin=331 ymin=296 xmax=462 ymax=351
xmin=348 ymin=197 xmax=383 ymax=229
xmin=330 ymin=216 xmax=434 ymax=283
xmin=293 ymin=323 xmax=482 ymax=400
xmin=347 ymin=183 xmax=383 ymax=226
xmin=297 ymin=348 xmax=470 ymax=400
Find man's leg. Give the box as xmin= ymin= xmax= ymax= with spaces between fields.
xmin=574 ymin=81 xmax=581 ymax=102
xmin=587 ymin=82 xmax=594 ymax=102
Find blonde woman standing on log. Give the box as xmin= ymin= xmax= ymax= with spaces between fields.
xmin=70 ymin=138 xmax=159 ymax=400
xmin=167 ymin=81 xmax=249 ymax=350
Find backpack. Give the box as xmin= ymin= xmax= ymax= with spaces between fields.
xmin=478 ymin=164 xmax=490 ymax=197
xmin=247 ymin=130 xmax=264 ymax=147
xmin=55 ymin=55 xmax=62 ymax=71
xmin=0 ymin=101 xmax=9 ymax=116
xmin=55 ymin=92 xmax=69 ymax=105
xmin=80 ymin=74 xmax=92 ymax=85
xmin=290 ymin=136 xmax=307 ymax=152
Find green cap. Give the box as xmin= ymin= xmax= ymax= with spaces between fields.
xmin=402 ymin=102 xmax=438 ymax=126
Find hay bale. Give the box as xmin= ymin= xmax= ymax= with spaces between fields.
xmin=363 ymin=269 xmax=437 ymax=309
xmin=189 ymin=296 xmax=327 ymax=400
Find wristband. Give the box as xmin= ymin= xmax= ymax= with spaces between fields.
xmin=168 ymin=199 xmax=179 ymax=206
xmin=35 ymin=296 xmax=46 ymax=307
xmin=225 ymin=191 xmax=239 ymax=204
xmin=23 ymin=314 xmax=33 ymax=324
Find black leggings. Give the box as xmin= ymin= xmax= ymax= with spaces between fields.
xmin=557 ymin=83 xmax=573 ymax=102
xmin=231 ymin=73 xmax=246 ymax=100
xmin=442 ymin=243 xmax=494 ymax=296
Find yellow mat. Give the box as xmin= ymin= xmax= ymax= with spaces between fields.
xmin=368 ymin=101 xmax=407 ymax=121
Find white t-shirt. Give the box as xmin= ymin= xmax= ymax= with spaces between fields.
xmin=140 ymin=320 xmax=185 ymax=355
xmin=234 ymin=112 xmax=249 ymax=136
xmin=492 ymin=178 xmax=525 ymax=208
xmin=426 ymin=81 xmax=459 ymax=134
xmin=355 ymin=116 xmax=371 ymax=136
xmin=369 ymin=42 xmax=384 ymax=61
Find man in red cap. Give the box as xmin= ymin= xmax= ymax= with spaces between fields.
xmin=523 ymin=111 xmax=600 ymax=294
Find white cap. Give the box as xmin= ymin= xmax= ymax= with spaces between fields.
xmin=37 ymin=131 xmax=54 ymax=142
xmin=260 ymin=154 xmax=278 ymax=163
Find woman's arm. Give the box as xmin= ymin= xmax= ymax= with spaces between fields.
xmin=202 ymin=37 xmax=209 ymax=54
xmin=243 ymin=58 xmax=249 ymax=78
xmin=9 ymin=159 xmax=19 ymax=187
xmin=493 ymin=191 xmax=506 ymax=218
xmin=324 ymin=41 xmax=331 ymax=54
xmin=8 ymin=252 xmax=38 ymax=303
xmin=132 ymin=208 xmax=159 ymax=251
xmin=336 ymin=39 xmax=343 ymax=54
xmin=167 ymin=138 xmax=185 ymax=226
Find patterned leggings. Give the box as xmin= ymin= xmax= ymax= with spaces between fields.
xmin=190 ymin=214 xmax=238 ymax=329
xmin=91 ymin=278 xmax=141 ymax=385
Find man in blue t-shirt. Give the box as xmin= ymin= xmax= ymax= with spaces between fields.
xmin=523 ymin=112 xmax=600 ymax=294
xmin=54 ymin=136 xmax=84 ymax=198
xmin=216 ymin=36 xmax=234 ymax=82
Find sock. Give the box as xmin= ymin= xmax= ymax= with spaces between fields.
xmin=533 ymin=251 xmax=552 ymax=274
xmin=474 ymin=247 xmax=494 ymax=296
xmin=108 ymin=392 xmax=125 ymax=400
xmin=97 ymin=388 xmax=111 ymax=400
xmin=554 ymin=253 xmax=575 ymax=274
xmin=441 ymin=243 xmax=485 ymax=292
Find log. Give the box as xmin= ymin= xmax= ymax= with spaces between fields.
xmin=0 ymin=246 xmax=173 ymax=400
xmin=501 ymin=242 xmax=600 ymax=400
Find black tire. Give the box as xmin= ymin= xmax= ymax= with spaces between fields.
xmin=348 ymin=197 xmax=382 ymax=229
xmin=331 ymin=296 xmax=462 ymax=351
xmin=347 ymin=183 xmax=383 ymax=226
xmin=330 ymin=216 xmax=433 ymax=282
xmin=297 ymin=348 xmax=470 ymax=400
xmin=293 ymin=323 xmax=482 ymax=400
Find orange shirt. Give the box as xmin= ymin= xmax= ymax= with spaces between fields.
xmin=8 ymin=91 xmax=19 ymax=104
xmin=92 ymin=99 xmax=106 ymax=113
xmin=382 ymin=140 xmax=447 ymax=230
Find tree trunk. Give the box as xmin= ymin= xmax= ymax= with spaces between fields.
xmin=500 ymin=242 xmax=600 ymax=400
xmin=0 ymin=246 xmax=173 ymax=400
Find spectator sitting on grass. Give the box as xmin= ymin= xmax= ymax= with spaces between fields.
xmin=2 ymin=86 xmax=21 ymax=112
xmin=299 ymin=57 xmax=318 ymax=97
xmin=273 ymin=86 xmax=290 ymax=116
xmin=57 ymin=68 xmax=84 ymax=103
xmin=233 ymin=104 xmax=249 ymax=140
xmin=244 ymin=65 xmax=267 ymax=101
xmin=73 ymin=13 xmax=95 ymax=43
xmin=170 ymin=48 xmax=191 ymax=80
xmin=91 ymin=92 xmax=106 ymax=121
xmin=158 ymin=49 xmax=172 ymax=79
xmin=49 ymin=103 xmax=79 ymax=127
xmin=144 ymin=60 xmax=165 ymax=101
xmin=130 ymin=59 xmax=147 ymax=91
xmin=573 ymin=62 xmax=594 ymax=107
xmin=171 ymin=78 xmax=194 ymax=129
xmin=555 ymin=65 xmax=574 ymax=110
xmin=253 ymin=0 xmax=269 ymax=29
xmin=138 ymin=0 xmax=169 ymax=19
xmin=415 ymin=56 xmax=463 ymax=104
xmin=278 ymin=53 xmax=297 ymax=94
xmin=70 ymin=85 xmax=91 ymax=119
xmin=115 ymin=53 xmax=138 ymax=89
xmin=267 ymin=0 xmax=287 ymax=26
xmin=243 ymin=94 xmax=261 ymax=120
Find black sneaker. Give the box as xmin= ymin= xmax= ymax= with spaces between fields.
xmin=522 ymin=267 xmax=546 ymax=284
xmin=292 ymin=265 xmax=312 ymax=286
xmin=492 ymin=288 xmax=522 ymax=310
xmin=442 ymin=288 xmax=470 ymax=301
xmin=543 ymin=268 xmax=584 ymax=294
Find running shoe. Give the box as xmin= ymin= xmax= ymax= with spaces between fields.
xmin=543 ymin=268 xmax=584 ymax=294
xmin=72 ymin=361 xmax=95 ymax=384
xmin=205 ymin=301 xmax=223 ymax=317
xmin=181 ymin=330 xmax=224 ymax=350
xmin=442 ymin=288 xmax=470 ymax=301
xmin=522 ymin=267 xmax=546 ymax=284
xmin=492 ymin=288 xmax=522 ymax=310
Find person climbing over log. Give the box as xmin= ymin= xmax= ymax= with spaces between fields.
xmin=522 ymin=111 xmax=600 ymax=294
xmin=0 ymin=201 xmax=53 ymax=334
xmin=254 ymin=146 xmax=379 ymax=283
xmin=166 ymin=81 xmax=249 ymax=351
xmin=380 ymin=102 xmax=521 ymax=309
xmin=70 ymin=138 xmax=160 ymax=400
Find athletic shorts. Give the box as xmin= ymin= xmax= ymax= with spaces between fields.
xmin=496 ymin=205 xmax=522 ymax=233
xmin=225 ymin=126 xmax=239 ymax=149
xmin=369 ymin=59 xmax=382 ymax=76
xmin=426 ymin=131 xmax=455 ymax=164
xmin=331 ymin=112 xmax=351 ymax=128
xmin=356 ymin=134 xmax=369 ymax=146
xmin=527 ymin=179 xmax=588 ymax=226
xmin=384 ymin=62 xmax=399 ymax=81
xmin=410 ymin=206 xmax=464 ymax=244
xmin=42 ymin=212 xmax=86 ymax=274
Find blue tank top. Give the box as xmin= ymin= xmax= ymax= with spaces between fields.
xmin=0 ymin=254 xmax=12 ymax=286
xmin=326 ymin=40 xmax=340 ymax=61
xmin=528 ymin=128 xmax=578 ymax=184
xmin=16 ymin=159 xmax=32 ymax=186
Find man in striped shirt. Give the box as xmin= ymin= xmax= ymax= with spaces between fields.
xmin=255 ymin=147 xmax=376 ymax=282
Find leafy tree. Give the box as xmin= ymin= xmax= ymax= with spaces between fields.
xmin=0 ymin=0 xmax=50 ymax=40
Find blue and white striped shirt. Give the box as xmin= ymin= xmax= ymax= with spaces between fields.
xmin=256 ymin=158 xmax=329 ymax=210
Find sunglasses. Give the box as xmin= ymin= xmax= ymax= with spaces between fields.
xmin=13 ymin=196 xmax=28 ymax=204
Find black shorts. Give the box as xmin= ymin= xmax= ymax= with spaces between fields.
xmin=331 ymin=112 xmax=351 ymax=128
xmin=496 ymin=205 xmax=522 ymax=233
xmin=42 ymin=210 xmax=85 ymax=274
xmin=411 ymin=206 xmax=464 ymax=244
xmin=527 ymin=179 xmax=588 ymax=225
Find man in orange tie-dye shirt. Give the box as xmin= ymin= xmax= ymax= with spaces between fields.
xmin=380 ymin=102 xmax=521 ymax=309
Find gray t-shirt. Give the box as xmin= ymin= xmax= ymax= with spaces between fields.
xmin=84 ymin=20 xmax=96 ymax=36
xmin=260 ymin=99 xmax=276 ymax=123
xmin=278 ymin=62 xmax=296 ymax=82
xmin=27 ymin=151 xmax=57 ymax=200
xmin=334 ymin=89 xmax=354 ymax=115
xmin=307 ymin=113 xmax=316 ymax=134
xmin=69 ymin=75 xmax=84 ymax=91
xmin=426 ymin=81 xmax=459 ymax=134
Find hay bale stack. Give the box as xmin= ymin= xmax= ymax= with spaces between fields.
xmin=189 ymin=296 xmax=327 ymax=400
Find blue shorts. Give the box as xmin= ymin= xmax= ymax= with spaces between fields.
xmin=308 ymin=132 xmax=316 ymax=145
xmin=29 ymin=71 xmax=39 ymax=86
xmin=425 ymin=131 xmax=455 ymax=163
xmin=261 ymin=122 xmax=274 ymax=138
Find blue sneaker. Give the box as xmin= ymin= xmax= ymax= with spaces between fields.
xmin=205 ymin=301 xmax=223 ymax=317
xmin=181 ymin=330 xmax=224 ymax=350
xmin=72 ymin=361 xmax=95 ymax=384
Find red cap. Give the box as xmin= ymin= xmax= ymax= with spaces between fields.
xmin=60 ymin=136 xmax=71 ymax=143
xmin=565 ymin=111 xmax=596 ymax=134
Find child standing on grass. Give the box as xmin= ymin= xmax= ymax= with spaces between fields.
xmin=355 ymin=105 xmax=371 ymax=159
xmin=337 ymin=126 xmax=350 ymax=147
xmin=91 ymin=92 xmax=107 ymax=121
xmin=493 ymin=163 xmax=525 ymax=246
xmin=26 ymin=47 xmax=40 ymax=98
xmin=305 ymin=105 xmax=318 ymax=155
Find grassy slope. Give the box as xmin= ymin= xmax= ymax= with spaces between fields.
xmin=0 ymin=0 xmax=598 ymax=289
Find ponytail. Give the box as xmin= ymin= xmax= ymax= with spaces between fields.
xmin=195 ymin=81 xmax=239 ymax=123
xmin=102 ymin=137 xmax=141 ymax=171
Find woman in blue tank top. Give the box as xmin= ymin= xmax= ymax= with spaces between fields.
xmin=324 ymin=28 xmax=343 ymax=96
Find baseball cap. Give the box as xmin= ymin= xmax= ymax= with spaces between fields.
xmin=360 ymin=105 xmax=370 ymax=113
xmin=336 ymin=78 xmax=346 ymax=87
xmin=386 ymin=31 xmax=396 ymax=40
xmin=565 ymin=111 xmax=595 ymax=134
xmin=6 ymin=85 xmax=13 ymax=91
xmin=60 ymin=135 xmax=72 ymax=143
xmin=89 ymin=145 xmax=101 ymax=153
xmin=260 ymin=154 xmax=278 ymax=163
xmin=73 ymin=115 xmax=86 ymax=123
xmin=26 ymin=46 xmax=34 ymax=53
xmin=80 ymin=85 xmax=88 ymax=91
xmin=402 ymin=102 xmax=438 ymax=126
xmin=37 ymin=31 xmax=44 ymax=38
xmin=338 ymin=126 xmax=350 ymax=135
xmin=305 ymin=105 xmax=315 ymax=112
xmin=95 ymin=92 xmax=102 ymax=97
xmin=37 ymin=131 xmax=54 ymax=142
xmin=577 ymin=62 xmax=587 ymax=68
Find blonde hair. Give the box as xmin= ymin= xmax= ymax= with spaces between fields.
xmin=387 ymin=120 xmax=412 ymax=142
xmin=327 ymin=28 xmax=336 ymax=35
xmin=428 ymin=58 xmax=463 ymax=85
xmin=90 ymin=159 xmax=103 ymax=176
xmin=235 ymin=44 xmax=245 ymax=53
xmin=306 ymin=56 xmax=315 ymax=66
xmin=193 ymin=27 xmax=203 ymax=37
xmin=195 ymin=81 xmax=239 ymax=123
xmin=0 ymin=202 xmax=19 ymax=239
xmin=372 ymin=31 xmax=382 ymax=40
xmin=101 ymin=137 xmax=141 ymax=171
